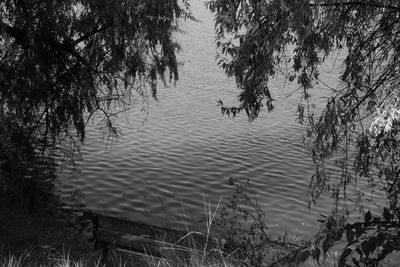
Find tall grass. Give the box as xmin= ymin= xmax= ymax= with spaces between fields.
xmin=141 ymin=196 xmax=238 ymax=267
xmin=0 ymin=198 xmax=237 ymax=267
xmin=1 ymin=194 xmax=315 ymax=267
xmin=1 ymin=253 xmax=27 ymax=267
xmin=0 ymin=251 xmax=103 ymax=267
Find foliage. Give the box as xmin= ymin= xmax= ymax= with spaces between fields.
xmin=0 ymin=0 xmax=191 ymax=218
xmin=332 ymin=209 xmax=400 ymax=267
xmin=207 ymin=0 xmax=400 ymax=265
xmin=0 ymin=0 xmax=192 ymax=154
xmin=214 ymin=178 xmax=306 ymax=266
xmin=0 ymin=111 xmax=58 ymax=211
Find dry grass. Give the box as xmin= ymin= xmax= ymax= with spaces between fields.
xmin=0 ymin=196 xmax=238 ymax=267
xmin=140 ymin=196 xmax=239 ymax=267
xmin=0 ymin=195 xmax=315 ymax=267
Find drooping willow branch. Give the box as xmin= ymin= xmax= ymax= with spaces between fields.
xmin=310 ymin=1 xmax=400 ymax=11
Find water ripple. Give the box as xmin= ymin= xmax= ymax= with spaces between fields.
xmin=58 ymin=1 xmax=376 ymax=238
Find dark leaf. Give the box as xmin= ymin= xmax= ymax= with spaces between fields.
xmin=377 ymin=232 xmax=385 ymax=246
xmin=364 ymin=210 xmax=371 ymax=222
xmin=355 ymin=223 xmax=363 ymax=238
xmin=368 ymin=237 xmax=377 ymax=254
xmin=322 ymin=237 xmax=330 ymax=255
xmin=356 ymin=247 xmax=363 ymax=256
xmin=299 ymin=250 xmax=311 ymax=263
xmin=361 ymin=241 xmax=370 ymax=257
xmin=312 ymin=248 xmax=321 ymax=263
xmin=346 ymin=229 xmax=355 ymax=244
xmin=352 ymin=258 xmax=361 ymax=267
xmin=338 ymin=248 xmax=352 ymax=267
xmin=383 ymin=208 xmax=390 ymax=221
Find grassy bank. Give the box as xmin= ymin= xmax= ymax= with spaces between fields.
xmin=0 ymin=193 xmax=237 ymax=266
xmin=0 ymin=199 xmax=100 ymax=266
xmin=0 ymin=201 xmax=346 ymax=266
xmin=0 ymin=210 xmax=236 ymax=267
xmin=0 ymin=172 xmax=326 ymax=266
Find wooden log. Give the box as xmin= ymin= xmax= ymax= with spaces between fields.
xmin=90 ymin=213 xmax=220 ymax=264
xmin=95 ymin=214 xmax=218 ymax=248
xmin=97 ymin=229 xmax=203 ymax=258
xmin=96 ymin=214 xmax=187 ymax=243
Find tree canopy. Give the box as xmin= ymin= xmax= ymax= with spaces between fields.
xmin=207 ymin=0 xmax=400 ymax=265
xmin=0 ymin=0 xmax=191 ymax=155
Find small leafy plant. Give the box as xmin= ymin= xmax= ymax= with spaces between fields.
xmin=213 ymin=177 xmax=305 ymax=266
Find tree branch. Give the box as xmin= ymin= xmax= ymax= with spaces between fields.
xmin=310 ymin=1 xmax=400 ymax=11
xmin=72 ymin=21 xmax=113 ymax=45
xmin=1 ymin=21 xmax=94 ymax=69
xmin=39 ymin=36 xmax=90 ymax=67
xmin=1 ymin=21 xmax=28 ymax=46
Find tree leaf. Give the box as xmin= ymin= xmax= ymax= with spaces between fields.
xmin=338 ymin=248 xmax=352 ymax=267
xmin=361 ymin=241 xmax=370 ymax=257
xmin=299 ymin=250 xmax=311 ymax=263
xmin=312 ymin=248 xmax=321 ymax=263
xmin=368 ymin=237 xmax=377 ymax=254
xmin=355 ymin=247 xmax=363 ymax=257
xmin=355 ymin=223 xmax=363 ymax=239
xmin=377 ymin=232 xmax=385 ymax=246
xmin=346 ymin=229 xmax=355 ymax=244
xmin=364 ymin=210 xmax=372 ymax=222
xmin=383 ymin=208 xmax=390 ymax=221
xmin=322 ymin=237 xmax=330 ymax=255
xmin=352 ymin=257 xmax=361 ymax=267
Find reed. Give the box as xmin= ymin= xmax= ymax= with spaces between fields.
xmin=0 ymin=250 xmax=103 ymax=267
xmin=140 ymin=196 xmax=239 ymax=267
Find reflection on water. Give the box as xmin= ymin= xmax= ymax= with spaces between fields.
xmin=60 ymin=1 xmax=361 ymax=237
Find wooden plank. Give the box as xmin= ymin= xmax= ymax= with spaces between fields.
xmin=91 ymin=213 xmax=221 ymax=264
xmin=95 ymin=214 xmax=217 ymax=248
xmin=97 ymin=229 xmax=204 ymax=258
xmin=97 ymin=215 xmax=185 ymax=242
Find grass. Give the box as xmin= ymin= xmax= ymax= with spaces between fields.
xmin=0 ymin=180 xmax=343 ymax=267
xmin=0 ymin=251 xmax=102 ymax=267
xmin=0 ymin=195 xmax=240 ymax=267
xmin=0 ymin=187 xmax=321 ymax=267
xmin=137 ymin=196 xmax=240 ymax=267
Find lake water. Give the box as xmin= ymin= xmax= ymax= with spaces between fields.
xmin=60 ymin=1 xmax=357 ymax=238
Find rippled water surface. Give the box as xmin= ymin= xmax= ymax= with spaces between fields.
xmin=61 ymin=1 xmax=353 ymax=237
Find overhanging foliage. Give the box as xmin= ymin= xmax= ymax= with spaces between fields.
xmin=0 ymin=0 xmax=192 ymax=154
xmin=208 ymin=0 xmax=400 ymax=265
